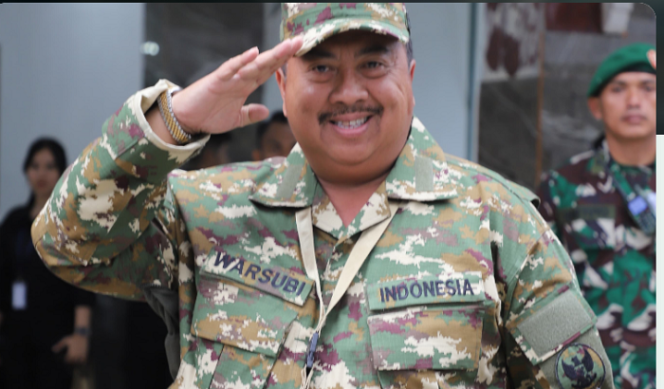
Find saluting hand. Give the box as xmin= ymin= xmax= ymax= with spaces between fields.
xmin=170 ymin=37 xmax=303 ymax=136
xmin=647 ymin=49 xmax=656 ymax=70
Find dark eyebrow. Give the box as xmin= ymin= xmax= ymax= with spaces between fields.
xmin=609 ymin=78 xmax=656 ymax=86
xmin=301 ymin=44 xmax=392 ymax=61
xmin=301 ymin=48 xmax=336 ymax=61
xmin=356 ymin=44 xmax=390 ymax=57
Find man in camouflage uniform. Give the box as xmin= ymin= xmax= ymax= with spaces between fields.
xmin=33 ymin=4 xmax=613 ymax=389
xmin=537 ymin=43 xmax=656 ymax=389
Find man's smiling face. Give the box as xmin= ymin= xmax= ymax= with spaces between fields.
xmin=277 ymin=30 xmax=415 ymax=185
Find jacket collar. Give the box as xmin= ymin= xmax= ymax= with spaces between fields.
xmin=588 ymin=139 xmax=611 ymax=176
xmin=249 ymin=117 xmax=460 ymax=209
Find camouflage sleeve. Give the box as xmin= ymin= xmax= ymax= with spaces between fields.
xmin=31 ymin=79 xmax=209 ymax=300
xmin=536 ymin=171 xmax=563 ymax=242
xmin=501 ymin=197 xmax=614 ymax=389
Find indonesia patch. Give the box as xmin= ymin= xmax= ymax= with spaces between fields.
xmin=555 ymin=343 xmax=605 ymax=389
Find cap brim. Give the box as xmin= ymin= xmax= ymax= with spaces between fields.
xmin=295 ymin=18 xmax=409 ymax=57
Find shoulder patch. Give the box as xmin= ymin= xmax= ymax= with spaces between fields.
xmin=555 ymin=343 xmax=606 ymax=389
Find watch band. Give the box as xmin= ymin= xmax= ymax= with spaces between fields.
xmin=74 ymin=327 xmax=90 ymax=337
xmin=156 ymin=87 xmax=194 ymax=145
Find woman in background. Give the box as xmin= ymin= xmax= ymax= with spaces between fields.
xmin=0 ymin=138 xmax=95 ymax=389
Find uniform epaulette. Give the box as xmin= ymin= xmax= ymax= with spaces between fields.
xmin=445 ymin=154 xmax=539 ymax=207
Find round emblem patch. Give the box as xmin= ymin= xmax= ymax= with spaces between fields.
xmin=555 ymin=343 xmax=605 ymax=389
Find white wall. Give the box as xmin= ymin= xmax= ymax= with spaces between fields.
xmin=262 ymin=3 xmax=477 ymax=161
xmin=0 ymin=4 xmax=144 ymax=221
xmin=262 ymin=3 xmax=285 ymax=114
xmin=407 ymin=3 xmax=471 ymax=160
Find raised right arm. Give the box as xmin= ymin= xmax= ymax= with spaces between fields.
xmin=31 ymin=80 xmax=208 ymax=299
xmin=32 ymin=38 xmax=302 ymax=300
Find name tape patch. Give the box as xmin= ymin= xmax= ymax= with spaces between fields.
xmin=367 ymin=272 xmax=484 ymax=310
xmin=202 ymin=250 xmax=314 ymax=306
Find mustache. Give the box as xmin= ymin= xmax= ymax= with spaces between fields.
xmin=318 ymin=105 xmax=384 ymax=125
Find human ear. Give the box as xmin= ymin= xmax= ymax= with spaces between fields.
xmin=587 ymin=98 xmax=603 ymax=121
xmin=276 ymin=67 xmax=288 ymax=116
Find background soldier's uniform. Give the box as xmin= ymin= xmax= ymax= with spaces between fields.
xmin=537 ymin=42 xmax=656 ymax=389
xmin=32 ymin=4 xmax=613 ymax=389
xmin=537 ymin=142 xmax=655 ymax=389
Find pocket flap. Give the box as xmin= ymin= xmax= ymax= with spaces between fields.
xmin=559 ymin=205 xmax=615 ymax=249
xmin=367 ymin=272 xmax=484 ymax=311
xmin=192 ymin=249 xmax=310 ymax=357
xmin=368 ymin=307 xmax=483 ymax=371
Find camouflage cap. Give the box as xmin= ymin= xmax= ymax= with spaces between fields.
xmin=280 ymin=3 xmax=410 ymax=56
xmin=587 ymin=42 xmax=656 ymax=97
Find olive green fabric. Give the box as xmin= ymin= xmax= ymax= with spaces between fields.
xmin=517 ymin=288 xmax=594 ymax=358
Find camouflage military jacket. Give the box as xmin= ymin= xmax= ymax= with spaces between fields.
xmin=537 ymin=142 xmax=655 ymax=389
xmin=34 ymin=80 xmax=613 ymax=389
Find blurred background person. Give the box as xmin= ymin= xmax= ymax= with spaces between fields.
xmin=182 ymin=132 xmax=234 ymax=170
xmin=0 ymin=138 xmax=95 ymax=389
xmin=252 ymin=111 xmax=297 ymax=161
xmin=537 ymin=44 xmax=656 ymax=389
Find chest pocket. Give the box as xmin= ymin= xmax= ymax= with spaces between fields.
xmin=559 ymin=204 xmax=616 ymax=252
xmin=559 ymin=204 xmax=616 ymax=296
xmin=190 ymin=249 xmax=314 ymax=389
xmin=366 ymin=272 xmax=487 ymax=389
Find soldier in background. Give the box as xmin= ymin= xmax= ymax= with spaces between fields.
xmin=33 ymin=4 xmax=614 ymax=388
xmin=252 ymin=111 xmax=297 ymax=161
xmin=537 ymin=43 xmax=656 ymax=389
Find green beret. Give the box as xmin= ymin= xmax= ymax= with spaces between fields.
xmin=587 ymin=43 xmax=656 ymax=97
